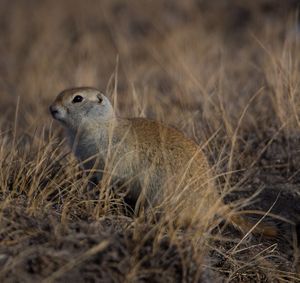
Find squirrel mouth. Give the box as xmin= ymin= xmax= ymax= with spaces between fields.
xmin=51 ymin=110 xmax=59 ymax=118
xmin=50 ymin=108 xmax=58 ymax=118
xmin=49 ymin=105 xmax=62 ymax=120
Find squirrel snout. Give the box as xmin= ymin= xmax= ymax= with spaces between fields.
xmin=49 ymin=105 xmax=60 ymax=119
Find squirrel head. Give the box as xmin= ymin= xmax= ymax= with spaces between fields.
xmin=49 ymin=87 xmax=115 ymax=130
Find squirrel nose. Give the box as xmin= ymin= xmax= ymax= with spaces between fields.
xmin=49 ymin=105 xmax=59 ymax=117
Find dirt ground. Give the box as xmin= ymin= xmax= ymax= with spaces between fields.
xmin=1 ymin=0 xmax=300 ymax=282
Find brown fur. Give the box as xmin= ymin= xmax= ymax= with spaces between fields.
xmin=50 ymin=87 xmax=277 ymax=236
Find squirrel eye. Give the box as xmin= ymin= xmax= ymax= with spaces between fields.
xmin=72 ymin=95 xmax=83 ymax=103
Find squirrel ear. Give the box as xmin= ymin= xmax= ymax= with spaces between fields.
xmin=97 ymin=93 xmax=103 ymax=104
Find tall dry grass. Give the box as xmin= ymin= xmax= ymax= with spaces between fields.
xmin=0 ymin=0 xmax=300 ymax=281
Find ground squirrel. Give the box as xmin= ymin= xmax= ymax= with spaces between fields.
xmin=50 ymin=87 xmax=276 ymax=236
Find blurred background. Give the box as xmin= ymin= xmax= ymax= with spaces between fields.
xmin=0 ymin=0 xmax=299 ymax=128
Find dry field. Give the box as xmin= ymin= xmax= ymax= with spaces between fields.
xmin=1 ymin=0 xmax=300 ymax=282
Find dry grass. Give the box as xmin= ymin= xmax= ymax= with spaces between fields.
xmin=0 ymin=0 xmax=300 ymax=282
